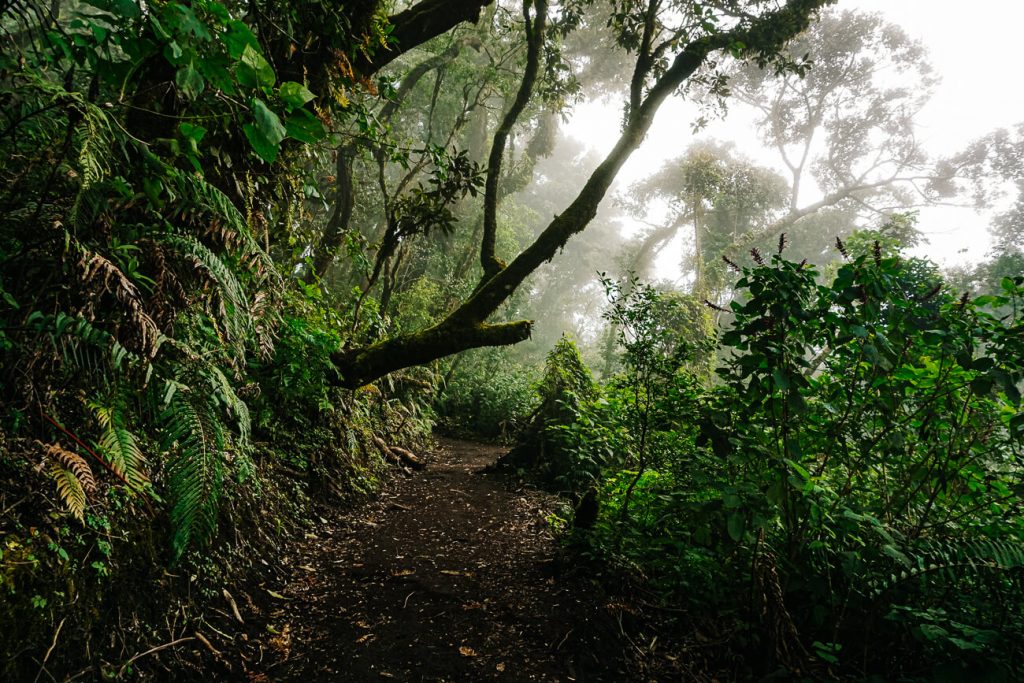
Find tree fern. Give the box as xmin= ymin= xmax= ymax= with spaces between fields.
xmin=162 ymin=387 xmax=226 ymax=559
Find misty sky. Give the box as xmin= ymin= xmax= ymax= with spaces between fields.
xmin=564 ymin=1 xmax=1024 ymax=271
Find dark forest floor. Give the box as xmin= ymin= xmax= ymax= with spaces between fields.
xmin=238 ymin=437 xmax=629 ymax=682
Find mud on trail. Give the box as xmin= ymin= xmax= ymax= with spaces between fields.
xmin=245 ymin=437 xmax=627 ymax=682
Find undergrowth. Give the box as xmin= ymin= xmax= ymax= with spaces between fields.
xmin=533 ymin=236 xmax=1024 ymax=680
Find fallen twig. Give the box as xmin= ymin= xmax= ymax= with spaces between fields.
xmin=194 ymin=632 xmax=221 ymax=656
xmin=116 ymin=636 xmax=195 ymax=677
xmin=34 ymin=617 xmax=65 ymax=683
xmin=223 ymin=588 xmax=244 ymax=624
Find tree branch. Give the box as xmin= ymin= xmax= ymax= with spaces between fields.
xmin=355 ymin=0 xmax=495 ymax=77
xmin=332 ymin=318 xmax=532 ymax=389
xmin=331 ymin=0 xmax=832 ymax=388
xmin=481 ymin=0 xmax=547 ymax=280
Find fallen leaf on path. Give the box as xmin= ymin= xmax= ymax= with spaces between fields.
xmin=459 ymin=645 xmax=477 ymax=657
xmin=355 ymin=620 xmax=372 ymax=629
xmin=496 ymin=662 xmax=506 ymax=672
xmin=391 ymin=568 xmax=415 ymax=577
xmin=265 ymin=589 xmax=290 ymax=600
xmin=439 ymin=569 xmax=470 ymax=576
xmin=355 ymin=633 xmax=375 ymax=644
xmin=268 ymin=624 xmax=291 ymax=657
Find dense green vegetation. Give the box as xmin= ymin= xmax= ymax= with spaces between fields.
xmin=530 ymin=238 xmax=1024 ymax=679
xmin=1 ymin=0 xmax=1021 ymax=678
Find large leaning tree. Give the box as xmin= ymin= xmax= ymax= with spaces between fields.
xmin=329 ymin=0 xmax=834 ymax=388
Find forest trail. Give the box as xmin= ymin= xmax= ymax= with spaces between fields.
xmin=247 ymin=437 xmax=623 ymax=682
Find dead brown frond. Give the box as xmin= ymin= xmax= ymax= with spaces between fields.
xmin=250 ymin=288 xmax=280 ymax=361
xmin=79 ymin=250 xmax=162 ymax=358
xmin=139 ymin=238 xmax=188 ymax=330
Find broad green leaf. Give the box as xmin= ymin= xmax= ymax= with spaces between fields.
xmin=285 ymin=109 xmax=326 ymax=143
xmin=237 ymin=44 xmax=275 ymax=89
xmin=243 ymin=124 xmax=276 ymax=163
xmin=179 ymin=122 xmax=207 ymax=143
xmin=224 ymin=20 xmax=259 ymax=59
xmin=771 ymin=367 xmax=790 ymax=390
xmin=176 ymin=61 xmax=205 ymax=99
xmin=279 ymin=81 xmax=315 ymax=109
xmin=82 ymin=0 xmax=141 ymax=19
xmin=244 ymin=99 xmax=286 ymax=162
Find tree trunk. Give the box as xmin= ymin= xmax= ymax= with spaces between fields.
xmin=331 ymin=0 xmax=832 ymax=388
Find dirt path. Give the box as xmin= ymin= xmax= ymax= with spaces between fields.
xmin=248 ymin=437 xmax=625 ymax=682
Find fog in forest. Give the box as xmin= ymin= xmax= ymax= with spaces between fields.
xmin=468 ymin=2 xmax=1024 ymax=371
xmin=4 ymin=0 xmax=1023 ymax=678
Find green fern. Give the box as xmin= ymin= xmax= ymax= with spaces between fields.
xmin=162 ymin=386 xmax=226 ymax=558
xmin=874 ymin=536 xmax=1024 ymax=596
xmin=174 ymin=174 xmax=259 ymax=254
xmin=160 ymin=232 xmax=252 ymax=363
xmin=29 ymin=311 xmax=151 ymax=380
xmin=92 ymin=393 xmax=149 ymax=493
xmin=203 ymin=363 xmax=252 ymax=447
xmin=69 ymin=99 xmax=121 ymax=227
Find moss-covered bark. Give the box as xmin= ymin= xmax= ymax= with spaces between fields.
xmin=332 ymin=0 xmax=833 ymax=388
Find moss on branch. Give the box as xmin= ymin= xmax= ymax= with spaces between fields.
xmin=331 ymin=319 xmax=533 ymax=389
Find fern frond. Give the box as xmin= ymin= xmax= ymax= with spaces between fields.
xmin=875 ymin=536 xmax=1024 ymax=596
xmin=163 ymin=389 xmax=226 ymax=558
xmin=44 ymin=443 xmax=96 ymax=521
xmin=174 ymin=175 xmax=249 ymax=248
xmin=77 ymin=103 xmax=116 ymax=189
xmin=92 ymin=396 xmax=149 ymax=492
xmin=67 ymin=100 xmax=122 ymax=228
xmin=204 ymin=364 xmax=251 ymax=447
xmin=79 ymin=249 xmax=163 ymax=358
xmin=49 ymin=462 xmax=87 ymax=521
xmin=46 ymin=443 xmax=97 ymax=493
xmin=160 ymin=233 xmax=251 ymax=362
xmin=172 ymin=174 xmax=281 ymax=288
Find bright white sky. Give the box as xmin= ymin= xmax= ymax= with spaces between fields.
xmin=564 ymin=0 xmax=1024 ymax=270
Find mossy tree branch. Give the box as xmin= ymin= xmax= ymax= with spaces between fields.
xmin=332 ymin=0 xmax=833 ymax=388
xmin=480 ymin=0 xmax=547 ymax=280
xmin=355 ymin=0 xmax=496 ymax=77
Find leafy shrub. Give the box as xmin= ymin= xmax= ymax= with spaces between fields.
xmin=562 ymin=243 xmax=1024 ymax=678
xmin=435 ymin=347 xmax=538 ymax=439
